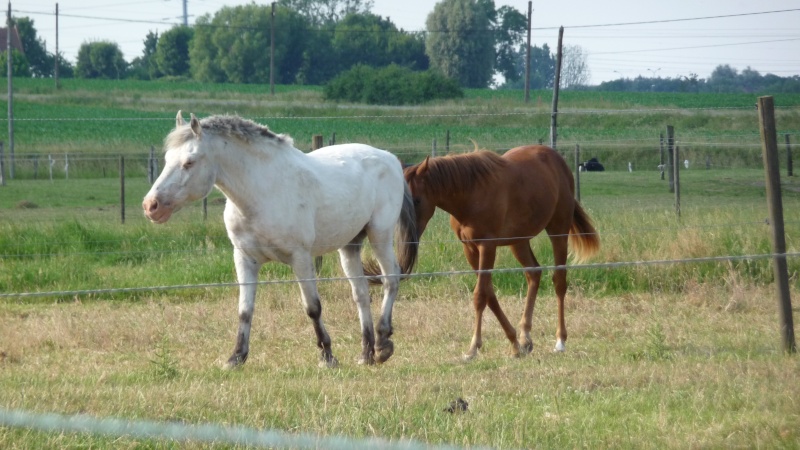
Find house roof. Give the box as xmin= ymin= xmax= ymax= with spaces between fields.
xmin=0 ymin=27 xmax=24 ymax=55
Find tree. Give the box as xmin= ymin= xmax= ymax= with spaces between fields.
xmin=324 ymin=64 xmax=462 ymax=105
xmin=738 ymin=66 xmax=761 ymax=93
xmin=560 ymin=45 xmax=590 ymax=89
xmin=278 ymin=0 xmax=374 ymax=26
xmin=493 ymin=5 xmax=527 ymax=83
xmin=128 ymin=31 xmax=160 ymax=80
xmin=0 ymin=49 xmax=31 ymax=77
xmin=191 ymin=4 xmax=311 ymax=84
xmin=708 ymin=64 xmax=738 ymax=93
xmin=332 ymin=13 xmax=428 ymax=73
xmin=425 ymin=0 xmax=495 ymax=88
xmin=499 ymin=43 xmax=554 ymax=90
xmin=156 ymin=26 xmax=193 ymax=77
xmin=75 ymin=41 xmax=127 ymax=79
xmin=14 ymin=17 xmax=51 ymax=77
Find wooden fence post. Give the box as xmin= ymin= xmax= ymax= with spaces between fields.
xmin=312 ymin=134 xmax=323 ymax=151
xmin=446 ymin=130 xmax=450 ymax=153
xmin=432 ymin=139 xmax=437 ymax=157
xmin=666 ymin=125 xmax=675 ymax=193
xmin=148 ymin=145 xmax=156 ymax=184
xmin=673 ymin=145 xmax=681 ymax=218
xmin=757 ymin=96 xmax=796 ymax=354
xmin=786 ymin=134 xmax=793 ymax=177
xmin=659 ymin=132 xmax=665 ymax=180
xmin=0 ymin=141 xmax=5 ymax=186
xmin=550 ymin=26 xmax=564 ymax=150
xmin=574 ymin=144 xmax=581 ymax=202
xmin=119 ymin=156 xmax=125 ymax=224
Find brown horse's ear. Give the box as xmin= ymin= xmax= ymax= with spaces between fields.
xmin=416 ymin=156 xmax=430 ymax=176
xmin=176 ymin=110 xmax=186 ymax=127
xmin=190 ymin=113 xmax=202 ymax=138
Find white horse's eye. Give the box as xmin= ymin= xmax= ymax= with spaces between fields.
xmin=183 ymin=161 xmax=194 ymax=170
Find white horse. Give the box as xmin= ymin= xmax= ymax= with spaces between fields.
xmin=143 ymin=112 xmax=418 ymax=368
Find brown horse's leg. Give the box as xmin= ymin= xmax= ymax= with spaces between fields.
xmin=465 ymin=244 xmax=520 ymax=359
xmin=550 ymin=233 xmax=570 ymax=352
xmin=510 ymin=241 xmax=541 ymax=355
xmin=462 ymin=243 xmax=485 ymax=360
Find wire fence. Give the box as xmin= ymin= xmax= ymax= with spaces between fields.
xmin=2 ymin=107 xmax=798 ymax=447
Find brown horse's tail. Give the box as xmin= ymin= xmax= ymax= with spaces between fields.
xmin=363 ymin=183 xmax=419 ymax=284
xmin=569 ymin=201 xmax=600 ymax=264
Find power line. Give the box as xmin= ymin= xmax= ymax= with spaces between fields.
xmin=592 ymin=37 xmax=800 ymax=55
xmin=532 ymin=8 xmax=800 ymax=30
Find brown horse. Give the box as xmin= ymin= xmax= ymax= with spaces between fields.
xmin=404 ymin=145 xmax=600 ymax=359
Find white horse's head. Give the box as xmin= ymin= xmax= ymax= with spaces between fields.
xmin=143 ymin=111 xmax=217 ymax=224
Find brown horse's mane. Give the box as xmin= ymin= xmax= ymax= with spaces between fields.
xmin=164 ymin=115 xmax=291 ymax=151
xmin=422 ymin=150 xmax=508 ymax=196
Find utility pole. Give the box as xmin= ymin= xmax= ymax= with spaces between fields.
xmin=270 ymin=2 xmax=275 ymax=95
xmin=524 ymin=1 xmax=532 ymax=103
xmin=182 ymin=0 xmax=188 ymax=26
xmin=7 ymin=2 xmax=14 ymax=179
xmin=55 ymin=3 xmax=59 ymax=88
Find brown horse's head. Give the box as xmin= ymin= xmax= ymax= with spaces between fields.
xmin=403 ymin=156 xmax=437 ymax=238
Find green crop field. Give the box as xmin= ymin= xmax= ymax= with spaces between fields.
xmin=1 ymin=79 xmax=799 ymax=449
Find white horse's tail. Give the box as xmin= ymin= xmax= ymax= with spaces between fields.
xmin=363 ymin=183 xmax=419 ymax=284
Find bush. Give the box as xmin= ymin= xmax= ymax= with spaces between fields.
xmin=324 ymin=64 xmax=463 ymax=105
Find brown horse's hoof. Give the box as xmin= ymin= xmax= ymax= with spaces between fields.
xmin=375 ymin=340 xmax=394 ymax=363
xmin=520 ymin=340 xmax=533 ymax=356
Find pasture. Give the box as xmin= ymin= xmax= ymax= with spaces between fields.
xmin=1 ymin=80 xmax=799 ymax=448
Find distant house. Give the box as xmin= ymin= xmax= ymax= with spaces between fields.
xmin=0 ymin=26 xmax=24 ymax=55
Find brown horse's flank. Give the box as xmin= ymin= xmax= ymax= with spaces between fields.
xmin=405 ymin=145 xmax=599 ymax=358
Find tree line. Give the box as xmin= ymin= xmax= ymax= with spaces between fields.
xmin=5 ymin=0 xmax=797 ymax=95
xmin=595 ymin=65 xmax=800 ymax=94
xmin=4 ymin=0 xmax=592 ymax=91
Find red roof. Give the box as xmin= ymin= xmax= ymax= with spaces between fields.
xmin=0 ymin=27 xmax=24 ymax=55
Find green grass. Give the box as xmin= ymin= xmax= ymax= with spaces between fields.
xmin=3 ymin=79 xmax=798 ymax=170
xmin=1 ymin=80 xmax=800 ymax=448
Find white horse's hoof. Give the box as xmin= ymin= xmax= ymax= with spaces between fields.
xmin=554 ymin=340 xmax=566 ymax=352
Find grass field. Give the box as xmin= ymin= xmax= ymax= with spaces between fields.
xmin=1 ymin=80 xmax=800 ymax=448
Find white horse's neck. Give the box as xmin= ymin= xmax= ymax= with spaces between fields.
xmin=209 ymin=135 xmax=307 ymax=215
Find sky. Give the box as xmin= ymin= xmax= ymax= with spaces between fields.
xmin=17 ymin=0 xmax=800 ymax=85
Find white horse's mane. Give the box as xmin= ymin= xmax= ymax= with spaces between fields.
xmin=164 ymin=114 xmax=294 ymax=152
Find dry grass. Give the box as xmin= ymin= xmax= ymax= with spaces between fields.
xmin=1 ymin=277 xmax=798 ymax=448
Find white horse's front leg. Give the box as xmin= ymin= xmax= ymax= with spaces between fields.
xmin=292 ymin=252 xmax=338 ymax=368
xmin=226 ymin=248 xmax=261 ymax=369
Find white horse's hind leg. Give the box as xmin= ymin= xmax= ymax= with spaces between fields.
xmin=292 ymin=252 xmax=338 ymax=368
xmin=338 ymin=237 xmax=376 ymax=365
xmin=367 ymin=229 xmax=401 ymax=364
xmin=226 ymin=248 xmax=262 ymax=369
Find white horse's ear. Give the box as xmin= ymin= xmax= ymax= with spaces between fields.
xmin=190 ymin=113 xmax=202 ymax=138
xmin=176 ymin=110 xmax=185 ymax=127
